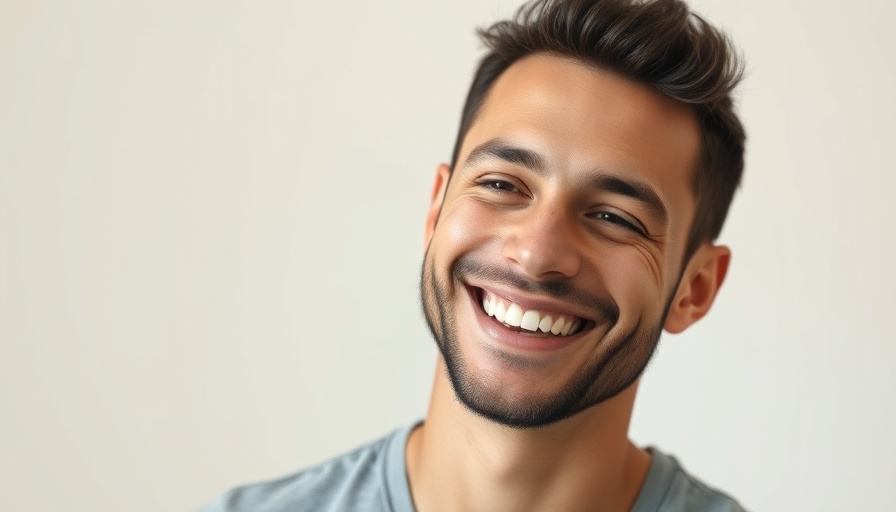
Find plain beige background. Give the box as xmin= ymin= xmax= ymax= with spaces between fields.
xmin=1 ymin=0 xmax=894 ymax=510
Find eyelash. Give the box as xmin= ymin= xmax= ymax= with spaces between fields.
xmin=477 ymin=178 xmax=648 ymax=237
xmin=590 ymin=211 xmax=648 ymax=237
xmin=479 ymin=179 xmax=520 ymax=194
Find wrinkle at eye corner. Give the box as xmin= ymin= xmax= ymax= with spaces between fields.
xmin=633 ymin=243 xmax=664 ymax=290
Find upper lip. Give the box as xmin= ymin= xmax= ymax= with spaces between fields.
xmin=465 ymin=281 xmax=598 ymax=324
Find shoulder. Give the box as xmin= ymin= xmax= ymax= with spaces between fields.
xmin=633 ymin=448 xmax=748 ymax=512
xmin=197 ymin=425 xmax=416 ymax=512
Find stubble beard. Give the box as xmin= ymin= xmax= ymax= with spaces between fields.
xmin=420 ymin=252 xmax=674 ymax=429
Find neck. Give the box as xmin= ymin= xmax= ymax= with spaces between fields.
xmin=406 ymin=357 xmax=651 ymax=512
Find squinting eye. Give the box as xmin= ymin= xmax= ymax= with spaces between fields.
xmin=480 ymin=180 xmax=519 ymax=193
xmin=593 ymin=211 xmax=647 ymax=236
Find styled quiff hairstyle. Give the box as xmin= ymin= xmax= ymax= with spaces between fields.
xmin=450 ymin=0 xmax=745 ymax=261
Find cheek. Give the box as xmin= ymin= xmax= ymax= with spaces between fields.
xmin=594 ymin=247 xmax=668 ymax=320
xmin=436 ymin=202 xmax=499 ymax=259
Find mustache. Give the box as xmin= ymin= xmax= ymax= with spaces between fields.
xmin=452 ymin=256 xmax=619 ymax=324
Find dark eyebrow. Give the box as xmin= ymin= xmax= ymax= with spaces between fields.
xmin=461 ymin=138 xmax=546 ymax=172
xmin=591 ymin=173 xmax=669 ymax=227
xmin=462 ymin=138 xmax=669 ymax=227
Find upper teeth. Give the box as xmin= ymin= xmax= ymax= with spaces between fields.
xmin=481 ymin=290 xmax=582 ymax=336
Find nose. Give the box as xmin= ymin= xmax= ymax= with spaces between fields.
xmin=501 ymin=205 xmax=582 ymax=280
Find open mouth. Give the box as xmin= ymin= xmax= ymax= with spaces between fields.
xmin=473 ymin=287 xmax=592 ymax=338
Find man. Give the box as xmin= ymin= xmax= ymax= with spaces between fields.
xmin=203 ymin=0 xmax=747 ymax=510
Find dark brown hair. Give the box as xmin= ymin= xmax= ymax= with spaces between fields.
xmin=450 ymin=0 xmax=745 ymax=262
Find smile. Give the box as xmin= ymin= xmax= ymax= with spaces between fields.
xmin=477 ymin=288 xmax=588 ymax=337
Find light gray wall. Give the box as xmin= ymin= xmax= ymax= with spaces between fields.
xmin=1 ymin=1 xmax=893 ymax=510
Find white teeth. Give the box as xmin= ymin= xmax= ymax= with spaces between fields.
xmin=493 ymin=301 xmax=507 ymax=323
xmin=560 ymin=319 xmax=572 ymax=336
xmin=520 ymin=310 xmax=540 ymax=332
xmin=550 ymin=316 xmax=565 ymax=335
xmin=504 ymin=304 xmax=523 ymax=327
xmin=480 ymin=290 xmax=585 ymax=337
xmin=538 ymin=315 xmax=553 ymax=333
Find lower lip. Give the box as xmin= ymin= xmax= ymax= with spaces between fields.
xmin=465 ymin=286 xmax=585 ymax=353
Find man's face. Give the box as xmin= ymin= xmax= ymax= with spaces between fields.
xmin=421 ymin=54 xmax=703 ymax=428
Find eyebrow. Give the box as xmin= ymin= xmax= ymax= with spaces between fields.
xmin=590 ymin=174 xmax=669 ymax=227
xmin=462 ymin=138 xmax=546 ymax=172
xmin=462 ymin=138 xmax=669 ymax=227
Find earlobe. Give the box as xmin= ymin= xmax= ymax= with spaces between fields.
xmin=423 ymin=164 xmax=452 ymax=250
xmin=663 ymin=244 xmax=731 ymax=334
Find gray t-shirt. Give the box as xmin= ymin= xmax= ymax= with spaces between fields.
xmin=200 ymin=424 xmax=746 ymax=511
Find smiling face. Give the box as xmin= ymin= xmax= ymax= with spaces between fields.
xmin=421 ymin=54 xmax=710 ymax=428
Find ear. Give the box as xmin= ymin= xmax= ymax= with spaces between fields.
xmin=423 ymin=164 xmax=452 ymax=250
xmin=663 ymin=244 xmax=731 ymax=334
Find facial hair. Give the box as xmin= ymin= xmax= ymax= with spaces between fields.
xmin=420 ymin=252 xmax=675 ymax=429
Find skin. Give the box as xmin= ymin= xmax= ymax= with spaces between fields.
xmin=408 ymin=54 xmax=731 ymax=512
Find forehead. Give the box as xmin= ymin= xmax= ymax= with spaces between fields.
xmin=458 ymin=53 xmax=702 ymax=229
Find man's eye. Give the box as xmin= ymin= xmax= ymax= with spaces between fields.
xmin=592 ymin=211 xmax=647 ymax=236
xmin=480 ymin=180 xmax=519 ymax=193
